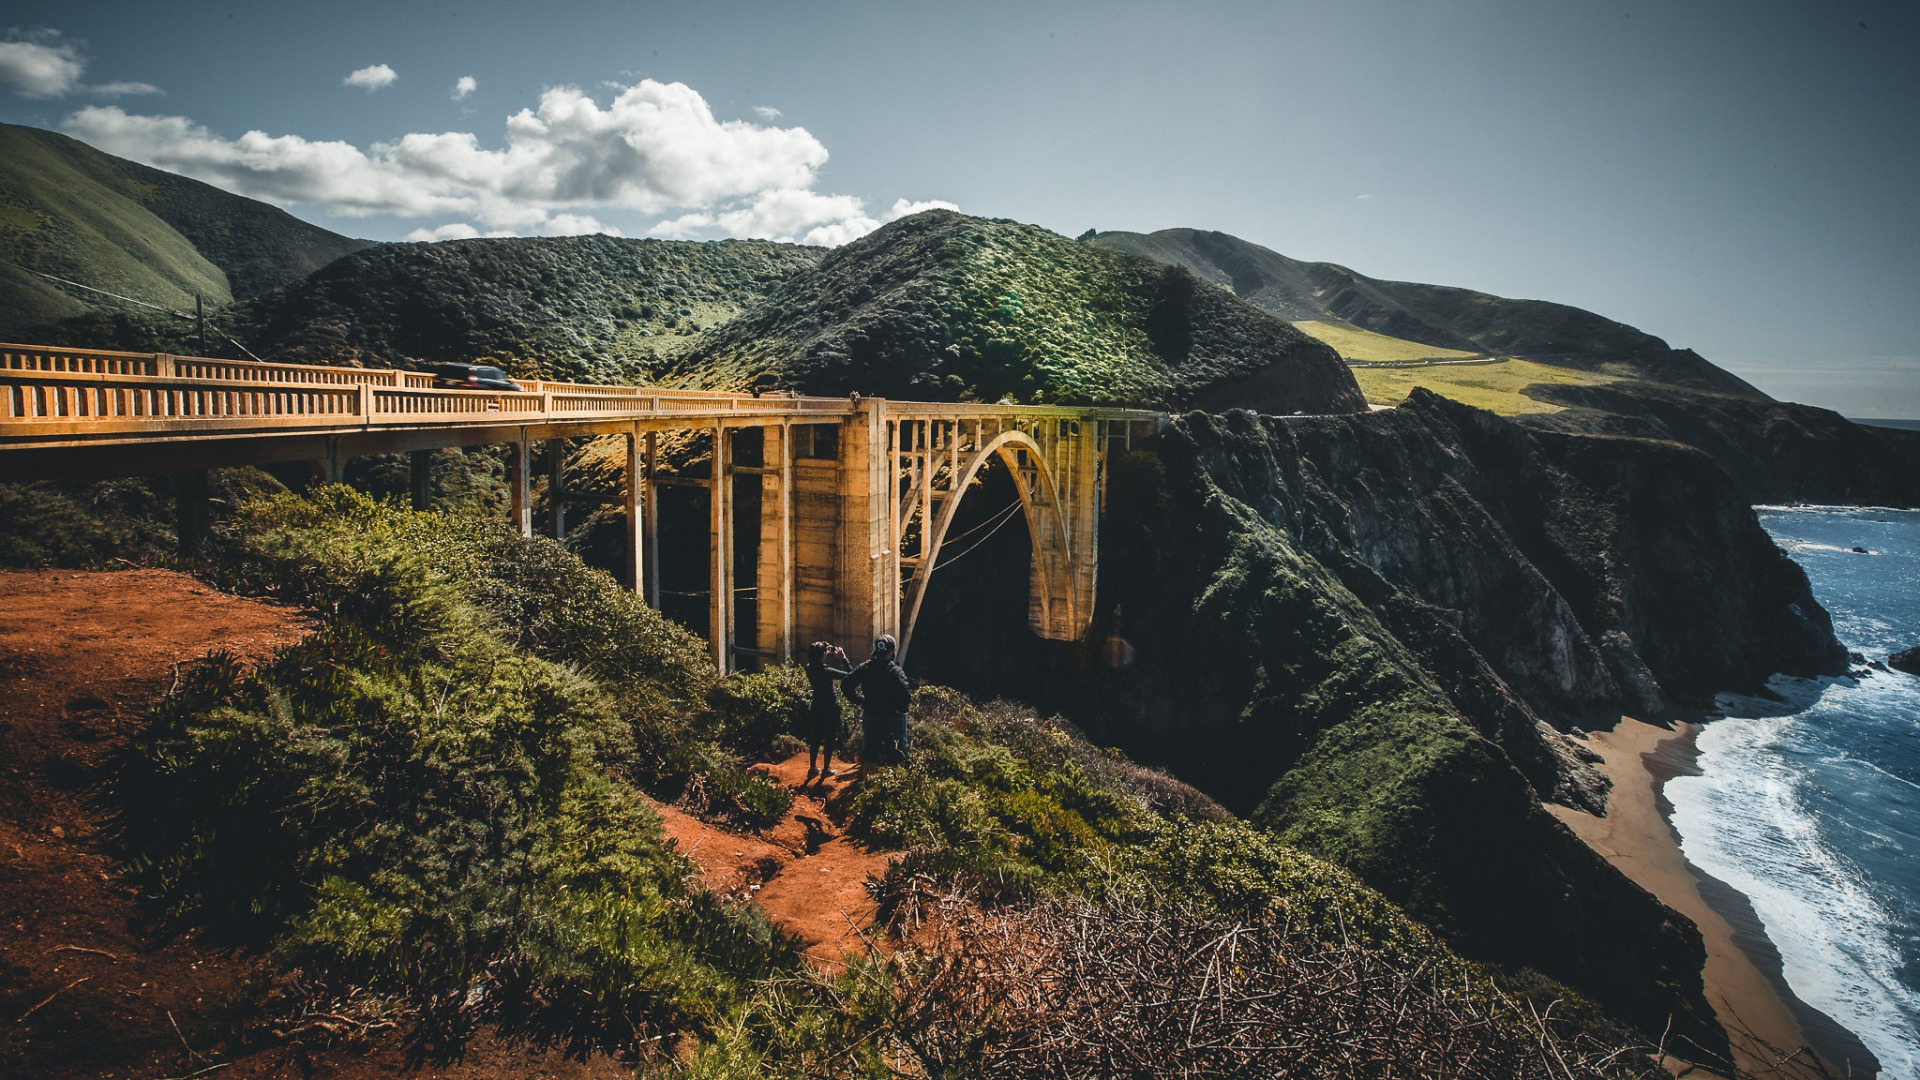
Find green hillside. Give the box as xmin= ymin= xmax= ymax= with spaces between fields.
xmin=678 ymin=210 xmax=1366 ymax=412
xmin=1090 ymin=227 xmax=1766 ymax=398
xmin=232 ymin=234 xmax=825 ymax=383
xmin=0 ymin=124 xmax=367 ymax=337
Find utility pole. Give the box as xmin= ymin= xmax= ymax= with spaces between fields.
xmin=195 ymin=294 xmax=207 ymax=356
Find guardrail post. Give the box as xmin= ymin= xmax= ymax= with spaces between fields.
xmin=153 ymin=353 xmax=174 ymax=378
xmin=358 ymin=383 xmax=374 ymax=419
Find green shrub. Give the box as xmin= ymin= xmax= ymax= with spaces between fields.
xmin=706 ymin=663 xmax=811 ymax=756
xmin=124 ymin=488 xmax=798 ymax=1053
xmin=848 ymin=693 xmax=1164 ymax=899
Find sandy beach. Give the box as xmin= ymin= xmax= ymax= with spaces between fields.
xmin=1548 ymin=717 xmax=1867 ymax=1078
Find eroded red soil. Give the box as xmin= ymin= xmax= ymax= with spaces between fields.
xmin=654 ymin=756 xmax=890 ymax=968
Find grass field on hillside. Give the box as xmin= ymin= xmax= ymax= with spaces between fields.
xmin=1292 ymin=320 xmax=1481 ymax=362
xmin=1352 ymin=358 xmax=1616 ymax=415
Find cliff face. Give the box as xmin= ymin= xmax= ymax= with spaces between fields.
xmin=1521 ymin=380 xmax=1920 ymax=507
xmin=917 ymin=392 xmax=1845 ymax=1060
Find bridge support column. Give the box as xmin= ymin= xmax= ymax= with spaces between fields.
xmin=644 ymin=433 xmax=660 ymax=608
xmin=547 ymin=437 xmax=566 ymax=540
xmin=755 ymin=421 xmax=794 ymax=665
xmin=174 ymin=470 xmax=209 ymax=558
xmin=709 ymin=425 xmax=731 ymax=672
xmin=1065 ymin=419 xmax=1102 ymax=635
xmin=309 ymin=439 xmax=345 ymax=486
xmin=409 ymin=450 xmax=431 ymax=511
xmin=508 ymin=439 xmax=531 ymax=538
xmin=624 ymin=430 xmax=643 ymax=594
xmin=839 ymin=400 xmax=893 ymax=652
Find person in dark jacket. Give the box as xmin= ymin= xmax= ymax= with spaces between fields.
xmin=841 ymin=634 xmax=912 ymax=768
xmin=804 ymin=641 xmax=852 ymax=781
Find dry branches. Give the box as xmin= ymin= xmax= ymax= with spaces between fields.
xmin=886 ymin=899 xmax=1664 ymax=1080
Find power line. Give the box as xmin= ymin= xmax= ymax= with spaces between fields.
xmin=3 ymin=258 xmax=268 ymax=363
xmin=1 ymin=258 xmax=192 ymax=318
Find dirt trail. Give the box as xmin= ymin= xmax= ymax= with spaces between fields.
xmin=655 ymin=756 xmax=892 ymax=968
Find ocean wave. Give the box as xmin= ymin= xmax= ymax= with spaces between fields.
xmin=1671 ymin=709 xmax=1920 ymax=1077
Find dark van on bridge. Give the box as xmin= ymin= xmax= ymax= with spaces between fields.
xmin=429 ymin=363 xmax=519 ymax=391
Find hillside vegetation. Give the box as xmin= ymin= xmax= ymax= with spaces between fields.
xmin=1294 ymin=318 xmax=1483 ymax=362
xmin=0 ymin=124 xmax=367 ymax=336
xmin=1090 ymin=227 xmax=1767 ymax=397
xmin=232 ymin=235 xmax=824 ymax=383
xmin=677 ymin=210 xmax=1366 ymax=412
xmin=71 ymin=488 xmax=1658 ymax=1076
xmin=1352 ymin=357 xmax=1620 ymax=416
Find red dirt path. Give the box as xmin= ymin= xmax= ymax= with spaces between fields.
xmin=654 ymin=756 xmax=890 ymax=968
xmin=0 ymin=568 xmax=890 ymax=1078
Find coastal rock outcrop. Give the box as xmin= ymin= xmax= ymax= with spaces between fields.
xmin=1522 ymin=380 xmax=1920 ymax=507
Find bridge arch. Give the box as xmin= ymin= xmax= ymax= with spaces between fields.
xmin=896 ymin=426 xmax=1076 ymax=662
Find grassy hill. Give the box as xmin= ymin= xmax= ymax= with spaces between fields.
xmin=677 ymin=210 xmax=1366 ymax=412
xmin=228 ymin=234 xmax=824 ymax=383
xmin=0 ymin=124 xmax=368 ymax=336
xmin=1090 ymin=227 xmax=1767 ymax=398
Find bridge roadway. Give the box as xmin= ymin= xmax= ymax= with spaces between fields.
xmin=1 ymin=344 xmax=1165 ymax=670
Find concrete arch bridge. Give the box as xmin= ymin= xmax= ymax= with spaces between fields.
xmin=0 ymin=344 xmax=1165 ymax=670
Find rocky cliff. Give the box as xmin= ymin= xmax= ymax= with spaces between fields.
xmin=912 ymin=391 xmax=1846 ymax=1060
xmin=1520 ymin=380 xmax=1920 ymax=507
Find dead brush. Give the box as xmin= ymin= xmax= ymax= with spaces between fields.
xmin=882 ymin=897 xmax=1669 ymax=1080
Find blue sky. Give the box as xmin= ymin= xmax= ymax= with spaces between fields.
xmin=1 ymin=0 xmax=1914 ymax=415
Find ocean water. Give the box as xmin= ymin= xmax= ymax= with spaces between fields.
xmin=1667 ymin=506 xmax=1920 ymax=1079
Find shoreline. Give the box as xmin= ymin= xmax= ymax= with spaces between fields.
xmin=1548 ymin=717 xmax=1879 ymax=1078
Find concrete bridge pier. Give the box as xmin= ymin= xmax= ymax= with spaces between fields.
xmin=508 ymin=438 xmax=532 ymax=538
xmin=174 ymin=470 xmax=209 ymax=557
xmin=409 ymin=450 xmax=432 ymax=511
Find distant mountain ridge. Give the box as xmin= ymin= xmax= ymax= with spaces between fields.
xmin=0 ymin=123 xmax=368 ymax=336
xmin=1089 ymin=227 xmax=1766 ymax=398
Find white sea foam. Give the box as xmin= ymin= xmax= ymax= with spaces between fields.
xmin=1669 ymin=683 xmax=1920 ymax=1079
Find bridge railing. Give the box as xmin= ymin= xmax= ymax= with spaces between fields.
xmin=2 ymin=368 xmax=859 ymax=438
xmin=0 ymin=343 xmax=749 ymax=399
xmin=0 ymin=343 xmax=1161 ymax=443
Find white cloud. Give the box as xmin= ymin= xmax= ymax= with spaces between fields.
xmin=538 ymin=213 xmax=620 ymax=236
xmin=406 ymin=222 xmax=481 ymax=242
xmin=452 ymin=75 xmax=476 ymax=100
xmin=65 ymin=78 xmax=951 ymax=246
xmin=89 ymin=80 xmax=161 ymax=97
xmin=885 ymin=197 xmax=959 ymax=219
xmin=344 ymin=63 xmax=398 ymax=91
xmin=0 ymin=33 xmax=84 ymax=97
xmin=752 ymin=105 xmax=781 ymax=120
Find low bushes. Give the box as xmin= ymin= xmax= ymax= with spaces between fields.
xmin=122 ymin=488 xmax=799 ymax=1053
